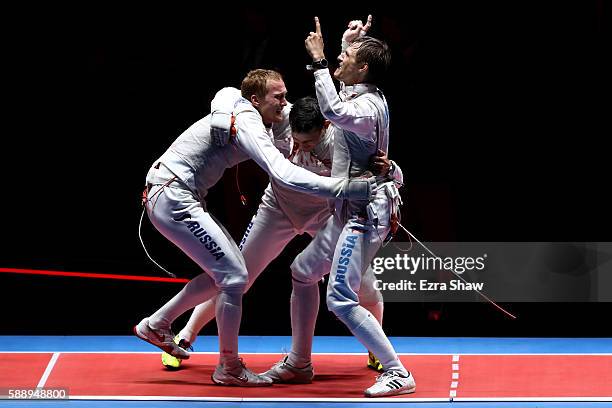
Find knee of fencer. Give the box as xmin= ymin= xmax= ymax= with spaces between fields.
xmin=216 ymin=265 xmax=249 ymax=291
xmin=217 ymin=284 xmax=246 ymax=301
xmin=216 ymin=275 xmax=248 ymax=295
xmin=291 ymin=273 xmax=321 ymax=286
xmin=290 ymin=265 xmax=323 ymax=286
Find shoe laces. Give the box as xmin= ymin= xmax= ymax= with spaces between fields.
xmin=233 ymin=358 xmax=267 ymax=380
xmin=230 ymin=357 xmax=248 ymax=370
xmin=376 ymin=370 xmax=404 ymax=383
xmin=270 ymin=353 xmax=290 ymax=370
xmin=223 ymin=357 xmax=249 ymax=376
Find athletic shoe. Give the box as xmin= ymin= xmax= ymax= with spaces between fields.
xmin=260 ymin=355 xmax=314 ymax=384
xmin=367 ymin=351 xmax=384 ymax=372
xmin=133 ymin=317 xmax=190 ymax=359
xmin=211 ymin=358 xmax=273 ymax=387
xmin=161 ymin=335 xmax=193 ymax=369
xmin=364 ymin=370 xmax=416 ymax=397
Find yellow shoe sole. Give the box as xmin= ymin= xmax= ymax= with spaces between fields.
xmin=161 ymin=335 xmax=184 ymax=369
xmin=367 ymin=352 xmax=384 ymax=372
xmin=162 ymin=351 xmax=182 ymax=369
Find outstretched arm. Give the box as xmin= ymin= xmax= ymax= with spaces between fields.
xmin=233 ymin=107 xmax=377 ymax=200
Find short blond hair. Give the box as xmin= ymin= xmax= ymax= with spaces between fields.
xmin=241 ymin=69 xmax=283 ymax=100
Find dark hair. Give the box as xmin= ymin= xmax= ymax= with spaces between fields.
xmin=352 ymin=36 xmax=391 ymax=85
xmin=289 ymin=96 xmax=325 ymax=133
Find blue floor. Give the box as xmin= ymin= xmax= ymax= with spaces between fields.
xmin=2 ymin=335 xmax=612 ymax=354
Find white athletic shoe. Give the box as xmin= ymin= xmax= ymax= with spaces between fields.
xmin=133 ymin=317 xmax=190 ymax=360
xmin=211 ymin=359 xmax=273 ymax=387
xmin=364 ymin=370 xmax=416 ymax=397
xmin=260 ymin=355 xmax=315 ymax=384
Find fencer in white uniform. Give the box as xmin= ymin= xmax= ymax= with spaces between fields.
xmin=262 ymin=18 xmax=416 ymax=397
xmin=134 ymin=69 xmax=377 ymax=387
xmin=160 ymin=93 xmax=400 ymax=373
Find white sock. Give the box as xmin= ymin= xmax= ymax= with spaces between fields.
xmin=288 ymin=280 xmax=319 ymax=368
xmin=149 ymin=273 xmax=217 ymax=329
xmin=216 ymin=288 xmax=243 ymax=369
xmin=362 ymin=301 xmax=384 ymax=357
xmin=337 ymin=305 xmax=407 ymax=375
xmin=179 ymin=297 xmax=217 ymax=345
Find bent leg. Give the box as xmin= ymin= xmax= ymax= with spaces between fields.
xmin=359 ymin=265 xmax=384 ymax=325
xmin=179 ymin=189 xmax=297 ymax=344
xmin=326 ymin=216 xmax=406 ymax=374
xmin=288 ymin=215 xmax=340 ymax=367
xmin=146 ymin=185 xmax=248 ymax=364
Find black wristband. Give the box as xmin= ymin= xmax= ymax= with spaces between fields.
xmin=306 ymin=58 xmax=328 ymax=71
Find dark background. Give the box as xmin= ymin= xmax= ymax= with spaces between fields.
xmin=1 ymin=3 xmax=610 ymax=337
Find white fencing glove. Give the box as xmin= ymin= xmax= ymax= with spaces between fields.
xmin=342 ymin=173 xmax=378 ymax=201
xmin=389 ymin=159 xmax=404 ymax=188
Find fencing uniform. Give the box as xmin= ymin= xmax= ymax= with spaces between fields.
xmin=174 ymin=89 xmax=384 ymax=349
xmin=140 ymin=87 xmax=375 ymax=373
xmin=288 ymin=69 xmax=406 ymax=374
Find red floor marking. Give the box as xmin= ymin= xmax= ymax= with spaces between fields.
xmin=12 ymin=353 xmax=609 ymax=400
xmin=0 ymin=353 xmax=54 ymax=388
xmin=0 ymin=267 xmax=189 ymax=283
xmin=458 ymin=355 xmax=612 ymax=397
xmin=44 ymin=353 xmax=451 ymax=399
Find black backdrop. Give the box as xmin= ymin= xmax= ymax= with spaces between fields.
xmin=1 ymin=3 xmax=610 ymax=337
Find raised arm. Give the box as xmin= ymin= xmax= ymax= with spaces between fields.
xmin=341 ymin=14 xmax=372 ymax=52
xmin=313 ymin=70 xmax=379 ymax=137
xmin=305 ymin=17 xmax=379 ymax=139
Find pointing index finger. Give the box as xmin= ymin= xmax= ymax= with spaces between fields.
xmin=363 ymin=15 xmax=373 ymax=33
xmin=314 ymin=16 xmax=322 ymax=35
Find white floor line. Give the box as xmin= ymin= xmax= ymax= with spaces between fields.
xmin=450 ymin=354 xmax=460 ymax=400
xmin=37 ymin=352 xmax=60 ymax=388
xmin=68 ymin=395 xmax=450 ymax=403
xmin=63 ymin=395 xmax=612 ymax=403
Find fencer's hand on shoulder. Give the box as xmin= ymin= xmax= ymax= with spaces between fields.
xmin=343 ymin=172 xmax=378 ymax=201
xmin=305 ymin=16 xmax=325 ymax=60
xmin=342 ymin=14 xmax=372 ymax=44
xmin=210 ymin=111 xmax=234 ymax=147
